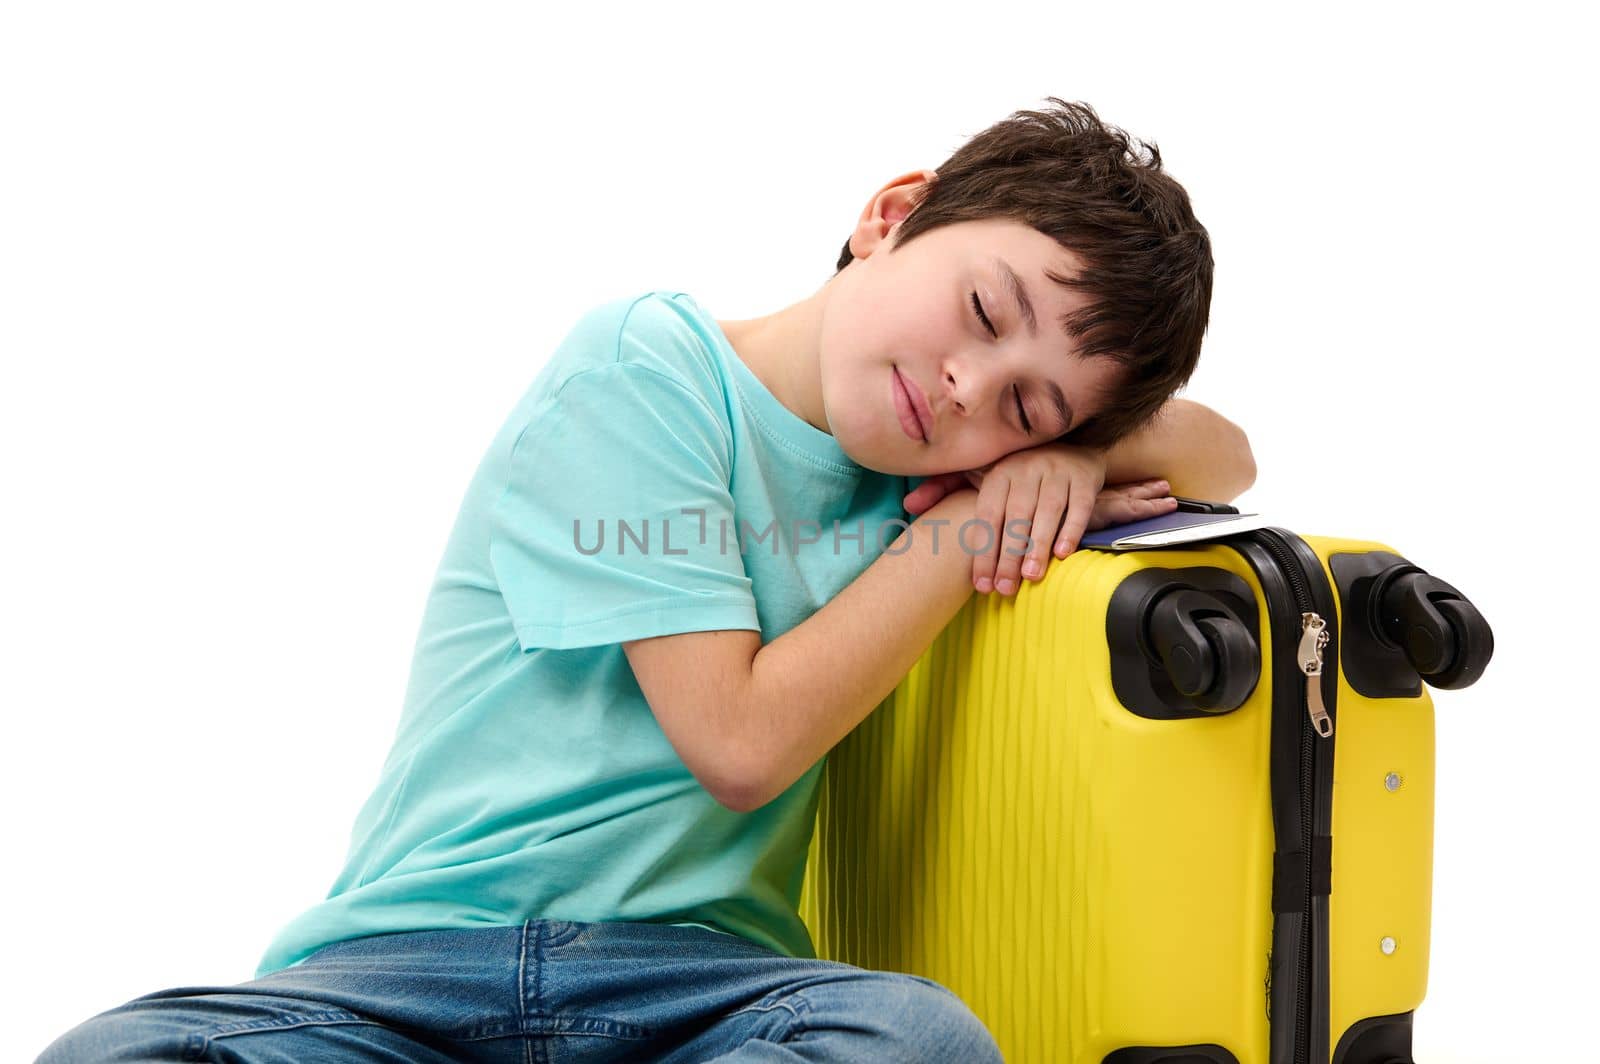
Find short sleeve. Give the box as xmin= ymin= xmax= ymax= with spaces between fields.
xmin=488 ymin=361 xmax=761 ymax=651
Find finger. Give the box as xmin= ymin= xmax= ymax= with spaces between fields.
xmin=1129 ymin=478 xmax=1171 ymax=498
xmin=902 ymin=482 xmax=947 ymax=515
xmin=1024 ymin=480 xmax=1069 ymax=577
xmin=903 ymin=472 xmax=971 ymax=515
xmin=1055 ymin=475 xmax=1099 ymax=557
xmin=922 ymin=472 xmax=970 ymax=497
xmin=1108 ymin=478 xmax=1170 ymax=500
xmin=1099 ymin=494 xmax=1179 ymax=527
xmin=969 ymin=470 xmax=1012 ymax=593
xmin=990 ymin=477 xmax=1043 ymax=595
xmin=1086 ymin=485 xmax=1132 ymax=532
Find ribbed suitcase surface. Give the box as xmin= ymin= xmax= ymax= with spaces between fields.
xmin=799 ymin=531 xmax=1487 ymax=1064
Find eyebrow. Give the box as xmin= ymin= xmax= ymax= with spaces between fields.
xmin=1043 ymin=379 xmax=1073 ymax=435
xmin=992 ymin=256 xmax=1074 ymax=433
xmin=993 ymin=256 xmax=1040 ymax=339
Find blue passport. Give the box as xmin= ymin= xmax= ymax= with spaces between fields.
xmin=1078 ymin=502 xmax=1267 ymax=551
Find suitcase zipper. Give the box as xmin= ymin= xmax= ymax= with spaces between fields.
xmin=1297 ymin=614 xmax=1333 ymax=739
xmin=1256 ymin=530 xmax=1333 ymax=739
xmin=1226 ymin=527 xmax=1338 ymax=1064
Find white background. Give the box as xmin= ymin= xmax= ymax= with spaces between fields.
xmin=3 ymin=3 xmax=1592 ymax=1061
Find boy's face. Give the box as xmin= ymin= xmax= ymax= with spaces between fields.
xmin=820 ymin=175 xmax=1125 ymax=478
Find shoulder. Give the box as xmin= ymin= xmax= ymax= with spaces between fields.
xmin=612 ymin=290 xmax=728 ymax=400
xmin=520 ymin=292 xmax=736 ymax=464
xmin=543 ymin=290 xmax=728 ymax=410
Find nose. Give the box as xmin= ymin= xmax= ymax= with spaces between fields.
xmin=942 ymin=368 xmax=962 ymax=415
xmin=940 ymin=352 xmax=1002 ymax=419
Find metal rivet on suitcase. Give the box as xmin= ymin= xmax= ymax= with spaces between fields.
xmin=1380 ymin=936 xmax=1398 ymax=955
xmin=1385 ymin=772 xmax=1403 ymax=792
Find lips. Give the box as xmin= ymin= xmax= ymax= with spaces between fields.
xmin=892 ymin=367 xmax=933 ymax=443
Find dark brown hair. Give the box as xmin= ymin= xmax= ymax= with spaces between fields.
xmin=835 ymin=98 xmax=1213 ymax=451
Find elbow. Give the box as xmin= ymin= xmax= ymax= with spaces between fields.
xmin=1234 ymin=427 xmax=1257 ymax=499
xmin=702 ymin=729 xmax=775 ymax=815
xmin=710 ymin=767 xmax=772 ymax=814
xmin=689 ymin=747 xmax=762 ymax=814
xmin=719 ymin=738 xmax=783 ymax=813
xmin=1205 ymin=422 xmax=1255 ymax=504
xmin=713 ymin=779 xmax=768 ymax=815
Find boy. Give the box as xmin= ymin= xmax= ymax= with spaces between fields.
xmin=39 ymin=98 xmax=1252 ymax=1062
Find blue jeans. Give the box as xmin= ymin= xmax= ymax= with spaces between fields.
xmin=36 ymin=918 xmax=1003 ymax=1062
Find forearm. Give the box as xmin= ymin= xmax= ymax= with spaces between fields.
xmin=735 ymin=490 xmax=981 ymax=810
xmin=1098 ymin=398 xmax=1256 ymax=502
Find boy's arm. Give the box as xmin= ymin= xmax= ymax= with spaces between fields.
xmin=623 ymin=489 xmax=982 ymax=813
xmin=1097 ymin=398 xmax=1256 ymax=503
xmin=624 ymin=400 xmax=1254 ymax=812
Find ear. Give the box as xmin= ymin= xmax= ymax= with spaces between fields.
xmin=847 ymin=168 xmax=938 ymax=261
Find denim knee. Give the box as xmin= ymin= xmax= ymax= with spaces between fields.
xmin=789 ymin=970 xmax=1002 ymax=1062
xmin=892 ymin=975 xmax=1003 ymax=1063
xmin=36 ymin=1006 xmax=199 ymax=1064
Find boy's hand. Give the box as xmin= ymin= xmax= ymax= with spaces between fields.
xmin=1087 ymin=477 xmax=1182 ymax=532
xmin=903 ymin=444 xmax=1178 ymax=594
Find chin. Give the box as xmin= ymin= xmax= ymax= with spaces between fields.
xmin=830 ymin=429 xmax=888 ymax=474
xmin=829 ymin=430 xmax=892 ymax=476
xmin=854 ymin=445 xmax=925 ymax=478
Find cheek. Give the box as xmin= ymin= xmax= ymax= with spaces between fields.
xmin=951 ymin=437 xmax=1021 ymax=478
xmin=819 ymin=351 xmax=885 ymax=455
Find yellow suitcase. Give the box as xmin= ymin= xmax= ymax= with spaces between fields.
xmin=799 ymin=523 xmax=1493 ymax=1064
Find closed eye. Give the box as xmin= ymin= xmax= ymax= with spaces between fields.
xmin=971 ymin=291 xmax=1034 ymax=435
xmin=969 ymin=291 xmax=996 ymax=337
xmin=1014 ymin=384 xmax=1033 ymax=435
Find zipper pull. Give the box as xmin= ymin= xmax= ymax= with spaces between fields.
xmin=1298 ymin=612 xmax=1333 ymax=738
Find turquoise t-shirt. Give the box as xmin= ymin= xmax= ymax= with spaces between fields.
xmin=255 ymin=290 xmax=915 ymax=976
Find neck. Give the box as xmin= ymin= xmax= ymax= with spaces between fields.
xmin=715 ymin=280 xmax=832 ymax=435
